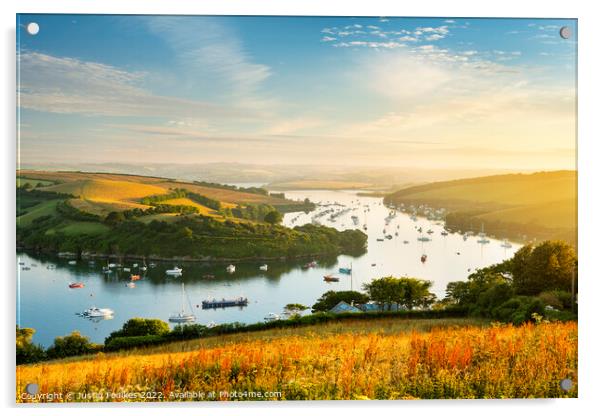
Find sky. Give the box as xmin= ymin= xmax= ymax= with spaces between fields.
xmin=17 ymin=15 xmax=577 ymax=171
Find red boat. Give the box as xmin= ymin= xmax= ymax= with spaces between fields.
xmin=69 ymin=282 xmax=85 ymax=289
xmin=323 ymin=274 xmax=340 ymax=282
xmin=130 ymin=274 xmax=141 ymax=281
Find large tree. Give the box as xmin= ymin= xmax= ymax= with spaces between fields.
xmin=363 ymin=276 xmax=435 ymax=311
xmin=511 ymin=240 xmax=577 ymax=295
xmin=311 ymin=290 xmax=369 ymax=312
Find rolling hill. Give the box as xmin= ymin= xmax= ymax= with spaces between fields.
xmin=16 ymin=170 xmax=359 ymax=262
xmin=17 ymin=170 xmax=305 ymax=218
xmin=385 ymin=171 xmax=577 ymax=244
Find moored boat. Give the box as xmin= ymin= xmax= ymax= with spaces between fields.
xmin=68 ymin=282 xmax=85 ymax=289
xmin=323 ymin=274 xmax=340 ymax=282
xmin=264 ymin=312 xmax=281 ymax=322
xmin=78 ymin=307 xmax=114 ymax=318
xmin=202 ymin=297 xmax=248 ymax=309
xmin=169 ymin=283 xmax=196 ymax=323
xmin=166 ymin=266 xmax=183 ymax=276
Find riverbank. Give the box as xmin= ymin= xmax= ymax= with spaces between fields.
xmin=20 ymin=248 xmax=342 ymax=264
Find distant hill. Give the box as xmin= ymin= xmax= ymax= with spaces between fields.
xmin=385 ymin=171 xmax=577 ymax=244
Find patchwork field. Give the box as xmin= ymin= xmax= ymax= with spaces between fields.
xmin=16 ymin=318 xmax=577 ymax=401
xmin=17 ymin=171 xmax=293 ymax=215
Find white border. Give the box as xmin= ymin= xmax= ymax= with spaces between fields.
xmin=2 ymin=1 xmax=601 ymax=415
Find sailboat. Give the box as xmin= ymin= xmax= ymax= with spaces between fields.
xmin=501 ymin=239 xmax=512 ymax=249
xmin=477 ymin=223 xmax=490 ymax=244
xmin=169 ymin=283 xmax=196 ymax=323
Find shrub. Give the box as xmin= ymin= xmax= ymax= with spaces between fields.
xmin=492 ymin=296 xmax=545 ymax=325
xmin=46 ymin=331 xmax=102 ymax=359
xmin=539 ymin=290 xmax=573 ymax=310
xmin=16 ymin=343 xmax=46 ymax=364
xmin=168 ymin=324 xmax=208 ymax=340
xmin=105 ymin=335 xmax=166 ymax=351
xmin=16 ymin=326 xmax=45 ymax=364
xmin=105 ymin=318 xmax=170 ymax=344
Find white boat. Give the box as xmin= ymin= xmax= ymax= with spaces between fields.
xmin=226 ymin=264 xmax=236 ymax=273
xmin=501 ymin=239 xmax=512 ymax=249
xmin=80 ymin=307 xmax=114 ymax=318
xmin=133 ymin=263 xmax=138 ymax=267
xmin=259 ymin=264 xmax=268 ymax=271
xmin=47 ymin=264 xmax=56 ymax=270
xmin=123 ymin=267 xmax=131 ymax=272
xmin=139 ymin=266 xmax=147 ymax=271
xmin=169 ymin=283 xmax=196 ymax=323
xmin=477 ymin=224 xmax=490 ymax=244
xmin=126 ymin=282 xmax=136 ymax=288
xmin=264 ymin=312 xmax=281 ymax=322
xmin=108 ymin=263 xmax=117 ymax=268
xmin=68 ymin=260 xmax=77 ymax=265
xmin=166 ymin=266 xmax=183 ymax=276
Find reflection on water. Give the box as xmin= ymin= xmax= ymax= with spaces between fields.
xmin=17 ymin=189 xmax=520 ymax=347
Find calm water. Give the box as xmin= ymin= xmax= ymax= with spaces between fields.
xmin=17 ymin=189 xmax=520 ymax=347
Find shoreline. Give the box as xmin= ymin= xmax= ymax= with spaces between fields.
xmin=17 ymin=247 xmax=348 ymax=264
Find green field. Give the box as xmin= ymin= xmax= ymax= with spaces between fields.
xmin=17 ymin=177 xmax=55 ymax=188
xmin=17 ymin=200 xmax=61 ymax=227
xmin=54 ymin=221 xmax=110 ymax=236
xmin=136 ymin=213 xmax=182 ymax=224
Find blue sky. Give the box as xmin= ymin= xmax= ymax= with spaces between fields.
xmin=17 ymin=15 xmax=577 ymax=169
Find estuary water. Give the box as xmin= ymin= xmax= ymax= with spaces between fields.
xmin=17 ymin=189 xmax=520 ymax=347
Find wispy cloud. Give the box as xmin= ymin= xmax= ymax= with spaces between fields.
xmin=144 ymin=16 xmax=272 ymax=107
xmin=17 ymin=52 xmax=248 ymax=119
xmin=322 ymin=23 xmax=452 ymax=49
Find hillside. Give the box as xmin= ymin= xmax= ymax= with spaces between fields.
xmin=16 ymin=172 xmax=363 ymax=261
xmin=385 ymin=171 xmax=577 ymax=244
xmin=16 ymin=318 xmax=577 ymax=401
xmin=18 ymin=170 xmax=293 ymax=211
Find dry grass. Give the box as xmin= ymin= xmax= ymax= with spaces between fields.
xmin=160 ymin=198 xmax=219 ymax=216
xmin=17 ymin=170 xmax=289 ymax=208
xmin=16 ymin=319 xmax=577 ymax=402
xmin=45 ymin=179 xmax=168 ymax=202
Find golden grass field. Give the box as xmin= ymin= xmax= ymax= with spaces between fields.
xmin=18 ymin=171 xmax=291 ymax=215
xmin=16 ymin=318 xmax=577 ymax=402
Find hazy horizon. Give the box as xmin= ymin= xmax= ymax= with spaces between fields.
xmin=17 ymin=15 xmax=577 ymax=171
